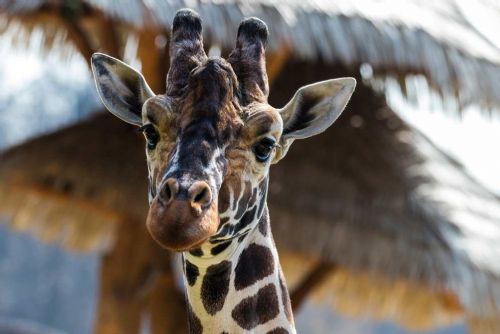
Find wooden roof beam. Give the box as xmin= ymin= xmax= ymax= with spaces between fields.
xmin=290 ymin=261 xmax=336 ymax=311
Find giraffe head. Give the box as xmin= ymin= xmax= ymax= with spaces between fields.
xmin=92 ymin=9 xmax=355 ymax=252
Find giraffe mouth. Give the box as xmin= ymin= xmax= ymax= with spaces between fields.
xmin=146 ymin=198 xmax=220 ymax=251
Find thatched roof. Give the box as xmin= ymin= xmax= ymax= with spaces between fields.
xmin=1 ymin=79 xmax=500 ymax=331
xmin=0 ymin=114 xmax=148 ymax=252
xmin=1 ymin=1 xmax=500 ymax=329
xmin=1 ymin=0 xmax=500 ymax=110
xmin=268 ymin=68 xmax=500 ymax=331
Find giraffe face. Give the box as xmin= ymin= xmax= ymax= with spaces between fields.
xmin=91 ymin=9 xmax=356 ymax=252
xmin=138 ymin=59 xmax=283 ymax=250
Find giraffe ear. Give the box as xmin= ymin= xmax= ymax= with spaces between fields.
xmin=91 ymin=53 xmax=154 ymax=126
xmin=273 ymin=78 xmax=356 ymax=163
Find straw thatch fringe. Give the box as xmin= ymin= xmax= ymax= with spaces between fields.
xmin=0 ymin=184 xmax=117 ymax=252
xmin=2 ymin=0 xmax=500 ymax=110
xmin=409 ymin=134 xmax=500 ymax=310
xmin=0 ymin=113 xmax=149 ymax=253
xmin=312 ymin=268 xmax=463 ymax=331
xmin=467 ymin=316 xmax=500 ymax=334
xmin=0 ymin=19 xmax=83 ymax=64
xmin=280 ymin=252 xmax=462 ymax=331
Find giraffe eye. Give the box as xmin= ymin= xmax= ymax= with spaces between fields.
xmin=139 ymin=124 xmax=159 ymax=150
xmin=253 ymin=137 xmax=276 ymax=163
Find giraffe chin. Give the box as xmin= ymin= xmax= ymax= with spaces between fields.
xmin=146 ymin=199 xmax=220 ymax=252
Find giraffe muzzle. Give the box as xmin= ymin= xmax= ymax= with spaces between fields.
xmin=146 ymin=178 xmax=220 ymax=251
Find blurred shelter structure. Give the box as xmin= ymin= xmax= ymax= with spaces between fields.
xmin=1 ymin=0 xmax=500 ymax=333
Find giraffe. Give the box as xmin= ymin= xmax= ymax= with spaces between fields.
xmin=91 ymin=9 xmax=355 ymax=334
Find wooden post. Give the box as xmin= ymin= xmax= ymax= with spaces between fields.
xmin=147 ymin=253 xmax=188 ymax=334
xmin=266 ymin=45 xmax=290 ymax=87
xmin=93 ymin=218 xmax=188 ymax=334
xmin=135 ymin=27 xmax=169 ymax=94
xmin=93 ymin=220 xmax=153 ymax=334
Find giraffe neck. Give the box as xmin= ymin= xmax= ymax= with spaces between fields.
xmin=183 ymin=205 xmax=296 ymax=334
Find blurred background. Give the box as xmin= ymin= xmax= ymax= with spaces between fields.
xmin=0 ymin=1 xmax=499 ymax=333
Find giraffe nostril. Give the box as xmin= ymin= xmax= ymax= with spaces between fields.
xmin=161 ymin=178 xmax=179 ymax=205
xmin=189 ymin=181 xmax=212 ymax=207
xmin=165 ymin=185 xmax=172 ymax=199
xmin=194 ymin=188 xmax=207 ymax=203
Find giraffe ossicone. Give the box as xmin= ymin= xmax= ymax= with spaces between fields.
xmin=92 ymin=8 xmax=355 ymax=334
